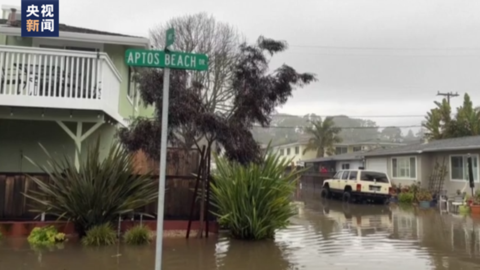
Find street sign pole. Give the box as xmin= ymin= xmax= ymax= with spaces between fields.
xmin=154 ymin=28 xmax=174 ymax=270
xmin=124 ymin=28 xmax=208 ymax=270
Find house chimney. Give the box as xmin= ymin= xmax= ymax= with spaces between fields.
xmin=7 ymin=8 xmax=17 ymax=26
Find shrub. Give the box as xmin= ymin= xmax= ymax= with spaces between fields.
xmin=210 ymin=148 xmax=304 ymax=240
xmin=27 ymin=226 xmax=65 ymax=246
xmin=0 ymin=231 xmax=2 ymax=239
xmin=124 ymin=225 xmax=151 ymax=245
xmin=398 ymin=192 xmax=414 ymax=203
xmin=81 ymin=224 xmax=117 ymax=246
xmin=23 ymin=139 xmax=158 ymax=237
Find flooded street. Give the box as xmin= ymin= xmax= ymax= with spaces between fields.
xmin=3 ymin=191 xmax=480 ymax=269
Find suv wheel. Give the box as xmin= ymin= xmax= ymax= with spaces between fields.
xmin=342 ymin=191 xmax=351 ymax=203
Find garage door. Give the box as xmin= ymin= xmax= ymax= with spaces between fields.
xmin=365 ymin=157 xmax=388 ymax=173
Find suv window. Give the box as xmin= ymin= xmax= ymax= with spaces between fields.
xmin=360 ymin=171 xmax=389 ymax=183
xmin=341 ymin=171 xmax=350 ymax=180
xmin=333 ymin=171 xmax=343 ymax=179
xmin=349 ymin=171 xmax=358 ymax=180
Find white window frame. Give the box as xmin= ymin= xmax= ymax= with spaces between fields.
xmin=335 ymin=146 xmax=348 ymax=155
xmin=449 ymin=154 xmax=480 ymax=183
xmin=391 ymin=156 xmax=417 ymax=180
xmin=127 ymin=68 xmax=139 ymax=111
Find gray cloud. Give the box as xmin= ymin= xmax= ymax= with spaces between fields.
xmin=5 ymin=0 xmax=478 ymax=128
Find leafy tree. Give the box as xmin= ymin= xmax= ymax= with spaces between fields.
xmin=404 ymin=129 xmax=416 ymax=141
xmin=455 ymin=93 xmax=480 ymax=136
xmin=302 ymin=117 xmax=342 ymax=157
xmin=149 ymin=13 xmax=242 ymax=150
xmin=380 ymin=126 xmax=403 ymax=142
xmin=330 ymin=115 xmax=378 ymax=142
xmin=423 ymin=93 xmax=480 ymax=140
xmin=119 ymin=35 xmax=316 ymax=164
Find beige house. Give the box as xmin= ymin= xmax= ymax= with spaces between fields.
xmin=271 ymin=138 xmax=404 ymax=165
xmin=363 ymin=136 xmax=480 ymax=194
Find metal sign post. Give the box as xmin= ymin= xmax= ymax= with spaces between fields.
xmin=124 ymin=28 xmax=209 ymax=270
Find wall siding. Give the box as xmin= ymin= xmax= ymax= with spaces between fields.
xmin=0 ymin=119 xmax=116 ymax=173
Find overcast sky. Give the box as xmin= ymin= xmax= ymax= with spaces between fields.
xmin=5 ymin=0 xmax=480 ymax=129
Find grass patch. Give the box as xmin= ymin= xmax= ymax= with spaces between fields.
xmin=81 ymin=224 xmax=117 ymax=246
xmin=124 ymin=225 xmax=152 ymax=245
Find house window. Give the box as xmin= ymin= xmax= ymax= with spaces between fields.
xmin=286 ymin=148 xmax=291 ymax=155
xmin=341 ymin=163 xmax=350 ymax=170
xmin=295 ymin=146 xmax=299 ymax=154
xmin=279 ymin=149 xmax=284 ymax=156
xmin=352 ymin=146 xmax=362 ymax=152
xmin=450 ymin=155 xmax=479 ymax=182
xmin=335 ymin=147 xmax=348 ymax=155
xmin=392 ymin=157 xmax=416 ymax=179
xmin=127 ymin=67 xmax=140 ymax=110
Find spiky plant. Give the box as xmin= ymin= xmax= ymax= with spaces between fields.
xmin=23 ymin=138 xmax=158 ymax=237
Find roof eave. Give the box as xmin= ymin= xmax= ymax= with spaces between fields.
xmin=0 ymin=26 xmax=150 ymax=48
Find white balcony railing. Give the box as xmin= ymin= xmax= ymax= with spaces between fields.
xmin=0 ymin=45 xmax=121 ymax=119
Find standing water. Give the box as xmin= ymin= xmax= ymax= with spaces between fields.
xmin=2 ymin=191 xmax=480 ymax=269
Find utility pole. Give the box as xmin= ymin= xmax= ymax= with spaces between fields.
xmin=437 ymin=91 xmax=459 ymax=105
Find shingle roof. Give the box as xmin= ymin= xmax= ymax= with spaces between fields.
xmin=302 ymin=151 xmax=365 ymax=163
xmin=363 ymin=135 xmax=480 ymax=157
xmin=0 ymin=19 xmax=141 ymax=38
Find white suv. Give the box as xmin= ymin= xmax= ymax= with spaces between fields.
xmin=321 ymin=169 xmax=392 ymax=203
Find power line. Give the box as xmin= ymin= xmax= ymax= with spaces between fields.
xmin=289 ymin=45 xmax=480 ymax=51
xmin=274 ymin=114 xmax=425 ymax=118
xmin=253 ymin=125 xmax=423 ymax=130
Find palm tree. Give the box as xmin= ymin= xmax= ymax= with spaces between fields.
xmin=302 ymin=117 xmax=342 ymax=157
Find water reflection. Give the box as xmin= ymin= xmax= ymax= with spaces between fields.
xmin=4 ymin=192 xmax=480 ymax=269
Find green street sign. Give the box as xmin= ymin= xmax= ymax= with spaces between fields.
xmin=166 ymin=28 xmax=175 ymax=48
xmin=125 ymin=49 xmax=209 ymax=71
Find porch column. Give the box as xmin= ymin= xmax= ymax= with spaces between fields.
xmin=55 ymin=121 xmax=103 ymax=170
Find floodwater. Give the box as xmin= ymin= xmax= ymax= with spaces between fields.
xmin=3 ymin=191 xmax=480 ymax=270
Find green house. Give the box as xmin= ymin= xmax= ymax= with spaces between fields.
xmin=0 ymin=5 xmax=154 ymax=172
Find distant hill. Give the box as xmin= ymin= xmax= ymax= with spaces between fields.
xmin=251 ymin=113 xmax=421 ymax=145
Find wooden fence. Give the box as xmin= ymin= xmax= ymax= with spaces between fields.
xmin=0 ymin=173 xmax=214 ymax=221
xmin=0 ymin=148 xmax=215 ymax=221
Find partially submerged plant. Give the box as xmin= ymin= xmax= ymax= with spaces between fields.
xmin=124 ymin=225 xmax=152 ymax=245
xmin=27 ymin=226 xmax=65 ymax=246
xmin=81 ymin=224 xmax=117 ymax=247
xmin=210 ymin=146 xmax=305 ymax=240
xmin=23 ymin=138 xmax=158 ymax=237
xmin=415 ymin=189 xmax=433 ymax=202
xmin=398 ymin=192 xmax=414 ymax=204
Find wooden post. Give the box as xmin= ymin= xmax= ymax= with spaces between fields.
xmin=186 ymin=146 xmax=206 ymax=239
xmin=205 ymin=147 xmax=212 ymax=238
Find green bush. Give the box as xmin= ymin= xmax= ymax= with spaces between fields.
xmin=0 ymin=231 xmax=3 ymax=239
xmin=398 ymin=192 xmax=414 ymax=203
xmin=27 ymin=226 xmax=65 ymax=246
xmin=81 ymin=224 xmax=117 ymax=246
xmin=23 ymin=139 xmax=158 ymax=237
xmin=124 ymin=225 xmax=151 ymax=245
xmin=210 ymin=149 xmax=303 ymax=240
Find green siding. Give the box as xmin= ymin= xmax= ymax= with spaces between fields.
xmin=104 ymin=44 xmax=134 ymax=119
xmin=0 ymin=119 xmax=117 ymax=173
xmin=103 ymin=44 xmax=155 ymax=119
xmin=6 ymin=36 xmax=33 ymax=46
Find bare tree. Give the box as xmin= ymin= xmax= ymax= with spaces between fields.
xmin=150 ymin=13 xmax=243 ymax=150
